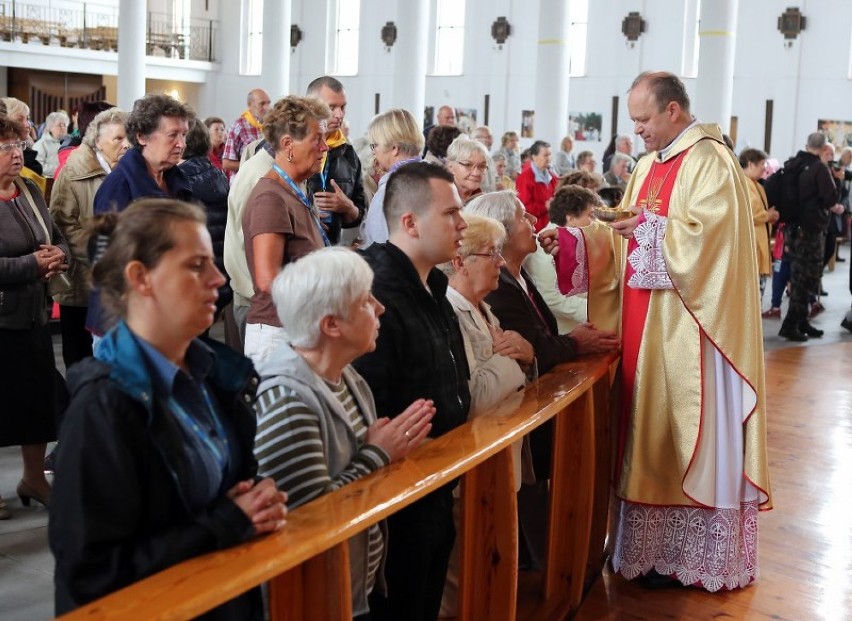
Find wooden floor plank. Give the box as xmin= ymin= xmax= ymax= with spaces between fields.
xmin=572 ymin=343 xmax=852 ymax=621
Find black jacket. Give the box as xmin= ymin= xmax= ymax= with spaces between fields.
xmin=485 ymin=267 xmax=578 ymax=375
xmin=305 ymin=142 xmax=365 ymax=244
xmin=352 ymin=242 xmax=470 ymax=438
xmin=179 ymin=156 xmax=233 ymax=310
xmin=49 ymin=324 xmax=262 ymax=620
xmin=0 ymin=178 xmax=70 ymax=329
xmin=789 ymin=150 xmax=839 ymax=232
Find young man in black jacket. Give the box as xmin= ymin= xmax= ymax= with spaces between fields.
xmin=353 ymin=163 xmax=470 ymax=621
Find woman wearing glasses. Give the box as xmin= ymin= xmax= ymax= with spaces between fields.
xmin=0 ymin=118 xmax=69 ymax=519
xmin=439 ymin=212 xmax=533 ymax=617
xmin=446 ymin=135 xmax=490 ymax=205
xmin=359 ymin=109 xmax=424 ymax=248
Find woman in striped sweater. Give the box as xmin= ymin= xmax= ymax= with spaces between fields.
xmin=253 ymin=247 xmax=435 ymax=620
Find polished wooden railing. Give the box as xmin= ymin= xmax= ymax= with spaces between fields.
xmin=58 ymin=352 xmax=619 ymax=621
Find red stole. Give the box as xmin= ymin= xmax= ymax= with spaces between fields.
xmin=616 ymin=150 xmax=688 ymax=478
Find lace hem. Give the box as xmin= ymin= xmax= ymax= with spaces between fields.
xmin=563 ymin=227 xmax=588 ymax=295
xmin=627 ymin=210 xmax=673 ymax=290
xmin=612 ymin=499 xmax=759 ymax=592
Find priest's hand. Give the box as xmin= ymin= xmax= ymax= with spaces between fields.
xmin=537 ymin=228 xmax=559 ymax=255
xmin=610 ymin=212 xmax=641 ymax=239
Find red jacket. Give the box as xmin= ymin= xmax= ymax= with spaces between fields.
xmin=516 ymin=165 xmax=558 ymax=232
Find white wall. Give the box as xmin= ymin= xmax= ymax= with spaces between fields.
xmin=5 ymin=0 xmax=852 ymax=165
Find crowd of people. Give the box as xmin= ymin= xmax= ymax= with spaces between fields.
xmin=0 ymin=68 xmax=849 ymax=619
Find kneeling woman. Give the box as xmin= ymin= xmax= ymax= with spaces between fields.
xmin=49 ymin=199 xmax=287 ymax=619
xmin=253 ymin=247 xmax=434 ymax=619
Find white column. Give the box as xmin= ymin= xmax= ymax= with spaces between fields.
xmin=391 ymin=0 xmax=429 ymax=116
xmin=261 ymin=0 xmax=291 ymax=98
xmin=117 ymin=0 xmax=146 ymax=110
xmin=533 ymin=0 xmax=571 ymax=144
xmin=694 ymin=0 xmax=739 ymax=133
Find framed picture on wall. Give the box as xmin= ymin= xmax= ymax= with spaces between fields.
xmin=521 ymin=110 xmax=534 ymax=138
xmin=818 ymin=119 xmax=852 ymax=148
xmin=455 ymin=108 xmax=477 ymax=135
xmin=569 ymin=112 xmax=603 ymax=142
xmin=424 ymin=106 xmax=434 ymax=128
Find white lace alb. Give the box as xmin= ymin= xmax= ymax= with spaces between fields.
xmin=612 ymin=499 xmax=759 ymax=592
xmin=627 ymin=210 xmax=673 ymax=290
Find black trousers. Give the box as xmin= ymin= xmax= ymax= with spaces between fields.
xmin=369 ymin=486 xmax=455 ymax=621
xmin=59 ymin=305 xmax=93 ymax=369
xmin=782 ymin=228 xmax=825 ymax=329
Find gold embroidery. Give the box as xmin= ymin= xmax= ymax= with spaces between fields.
xmin=636 ymin=154 xmax=683 ymax=213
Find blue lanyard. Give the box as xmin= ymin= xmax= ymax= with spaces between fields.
xmin=271 ymin=163 xmax=331 ymax=247
xmin=319 ymin=158 xmax=329 ymax=191
xmin=168 ymin=384 xmax=231 ymax=473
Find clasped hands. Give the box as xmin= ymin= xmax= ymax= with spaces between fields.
xmin=34 ymin=244 xmax=68 ymax=280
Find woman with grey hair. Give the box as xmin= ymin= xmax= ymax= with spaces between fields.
xmin=33 ymin=110 xmax=70 ymax=177
xmin=446 ymin=134 xmax=489 ymax=204
xmin=360 ymin=108 xmax=424 ymax=247
xmin=49 ymin=107 xmax=129 ymax=367
xmin=88 ymin=94 xmax=193 ymax=337
xmin=254 ymin=246 xmax=434 ymax=618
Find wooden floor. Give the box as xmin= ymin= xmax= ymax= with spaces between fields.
xmin=571 ymin=342 xmax=852 ymax=621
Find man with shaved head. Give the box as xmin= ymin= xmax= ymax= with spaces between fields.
xmin=222 ymin=88 xmax=271 ymax=176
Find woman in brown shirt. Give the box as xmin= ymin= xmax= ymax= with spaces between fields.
xmin=242 ymin=96 xmax=332 ymax=365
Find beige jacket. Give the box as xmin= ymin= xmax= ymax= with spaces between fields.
xmin=49 ymin=144 xmax=107 ymax=306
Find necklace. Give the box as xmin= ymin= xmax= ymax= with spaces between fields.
xmin=638 ymin=152 xmax=686 ymax=213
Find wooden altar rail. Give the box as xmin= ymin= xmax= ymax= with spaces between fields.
xmin=59 ymin=352 xmax=619 ymax=621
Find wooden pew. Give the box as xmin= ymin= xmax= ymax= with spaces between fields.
xmin=58 ymin=352 xmax=619 ymax=621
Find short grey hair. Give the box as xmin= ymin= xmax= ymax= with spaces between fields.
xmin=271 ymin=247 xmax=374 ymax=349
xmin=464 ymin=189 xmax=522 ymax=234
xmin=806 ymin=132 xmax=827 ymax=150
xmin=616 ymin=134 xmax=632 ymax=148
xmin=446 ymin=134 xmax=489 ymax=163
xmin=83 ymin=108 xmax=128 ymax=149
xmin=610 ymin=152 xmax=633 ymax=167
xmin=46 ymin=110 xmax=70 ymax=129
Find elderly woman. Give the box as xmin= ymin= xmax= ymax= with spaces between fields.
xmin=49 ymin=108 xmax=129 ymax=368
xmin=492 ymin=152 xmax=515 ymax=192
xmin=1 ymin=97 xmax=45 ymax=185
xmin=446 ymin=134 xmax=489 ymax=205
xmin=49 ymin=199 xmax=287 ymax=618
xmin=465 ymin=190 xmax=618 ymax=569
xmin=553 ymin=136 xmax=576 ymax=176
xmin=515 ymin=140 xmax=559 ymax=232
xmin=33 ymin=110 xmax=70 ymax=177
xmin=439 ymin=213 xmax=535 ymax=617
xmin=88 ymin=94 xmax=193 ymax=337
xmin=93 ymin=94 xmax=192 ymax=214
xmin=604 ymin=152 xmax=632 ymax=190
xmin=424 ymin=125 xmax=462 ymax=166
xmin=360 ymin=108 xmax=424 ymax=247
xmin=465 ymin=190 xmax=618 ymax=373
xmin=204 ymin=116 xmax=227 ymax=170
xmin=497 ymin=130 xmax=521 ymax=179
xmin=242 ymin=95 xmax=331 ymax=365
xmin=445 ymin=213 xmax=533 ymax=413
xmin=179 ymin=117 xmax=231 ymax=315
xmin=0 ymin=118 xmax=69 ymax=519
xmin=254 ymin=246 xmax=434 ymax=618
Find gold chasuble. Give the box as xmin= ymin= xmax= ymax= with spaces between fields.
xmin=556 ymin=124 xmax=772 ymax=591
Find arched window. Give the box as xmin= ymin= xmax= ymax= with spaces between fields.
xmin=568 ymin=0 xmax=589 ymax=77
xmin=329 ymin=0 xmax=360 ymax=76
xmin=240 ymin=0 xmax=263 ymax=75
xmin=433 ymin=0 xmax=465 ymax=76
xmin=682 ymin=0 xmax=702 ymax=78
